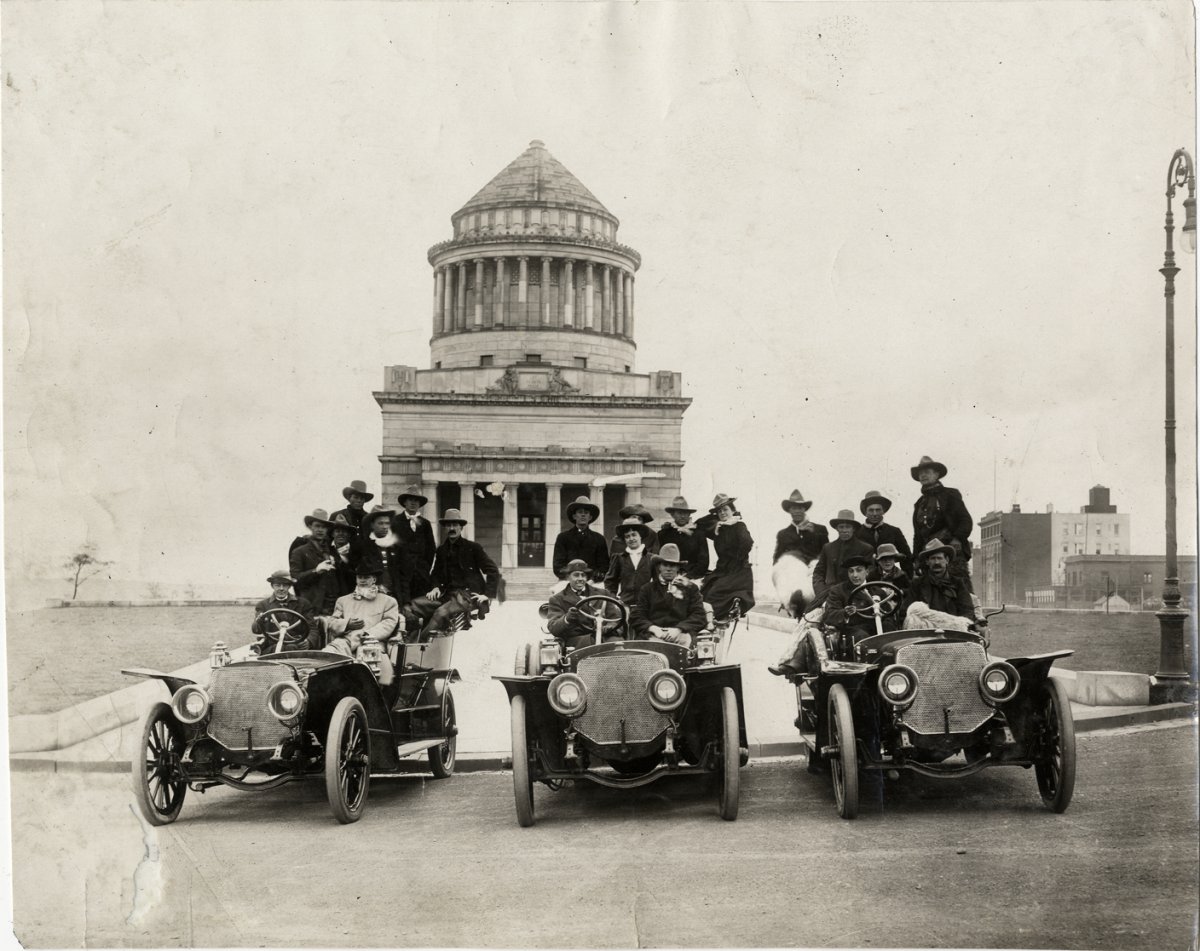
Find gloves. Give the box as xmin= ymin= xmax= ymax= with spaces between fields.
xmin=345 ymin=618 xmax=365 ymax=632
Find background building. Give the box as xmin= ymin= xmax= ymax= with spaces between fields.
xmin=375 ymin=140 xmax=691 ymax=592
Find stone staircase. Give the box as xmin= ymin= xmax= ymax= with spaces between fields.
xmin=500 ymin=568 xmax=558 ymax=602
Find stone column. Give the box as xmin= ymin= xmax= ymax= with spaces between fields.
xmin=456 ymin=263 xmax=467 ymax=330
xmin=458 ymin=481 xmax=476 ymax=537
xmin=563 ymin=259 xmax=575 ymax=327
xmin=432 ymin=267 xmax=444 ymax=335
xmin=589 ymin=484 xmax=605 ymax=541
xmin=541 ymin=257 xmax=553 ymax=326
xmin=626 ymin=272 xmax=635 ymax=339
xmin=502 ymin=484 xmax=519 ymax=569
xmin=601 ymin=266 xmax=612 ymax=333
xmin=584 ymin=263 xmax=595 ymax=329
xmin=615 ymin=266 xmax=625 ymax=336
xmin=625 ymin=482 xmax=642 ymax=506
xmin=517 ymin=257 xmax=529 ymax=329
xmin=441 ymin=266 xmax=454 ymax=334
xmin=544 ymin=482 xmax=563 ymax=570
xmin=421 ymin=480 xmax=439 ymax=542
xmin=473 ymin=259 xmax=485 ymax=328
xmin=494 ymin=257 xmax=506 ymax=327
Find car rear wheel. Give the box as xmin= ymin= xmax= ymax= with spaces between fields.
xmin=325 ymin=697 xmax=370 ymax=824
xmin=510 ymin=694 xmax=535 ymax=827
xmin=428 ymin=690 xmax=457 ymax=779
xmin=717 ymin=686 xmax=741 ymax=821
xmin=133 ymin=702 xmax=187 ymax=826
xmin=1035 ymin=677 xmax=1076 ymax=813
xmin=828 ymin=683 xmax=859 ymax=820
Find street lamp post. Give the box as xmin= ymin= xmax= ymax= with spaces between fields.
xmin=1150 ymin=147 xmax=1197 ymax=704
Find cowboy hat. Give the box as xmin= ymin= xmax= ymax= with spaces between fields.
xmin=438 ymin=508 xmax=468 ymax=525
xmin=709 ymin=493 xmax=738 ymax=513
xmin=364 ymin=504 xmax=396 ymax=524
xmin=397 ymin=485 xmax=429 ymax=506
xmin=562 ymin=558 xmax=592 ymax=575
xmin=266 ymin=570 xmax=295 ymax=586
xmin=859 ymin=490 xmax=892 ymax=514
xmin=303 ymin=508 xmax=335 ymax=529
xmin=341 ymin=480 xmax=374 ymax=502
xmin=910 ymin=456 xmax=948 ymax=481
xmin=664 ymin=496 xmax=697 ymax=514
xmin=618 ymin=503 xmax=655 ymax=524
xmin=874 ymin=543 xmax=904 ymax=562
xmin=917 ymin=539 xmax=955 ymax=560
xmin=565 ymin=495 xmax=600 ymax=522
xmin=651 ymin=542 xmax=686 ymax=570
xmin=780 ymin=489 xmax=813 ymax=513
xmin=829 ymin=509 xmax=861 ymax=529
xmin=328 ymin=513 xmax=356 ymax=534
xmin=614 ymin=517 xmax=652 ymax=540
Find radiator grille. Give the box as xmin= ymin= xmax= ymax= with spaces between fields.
xmin=574 ymin=651 xmax=670 ymax=746
xmin=897 ymin=641 xmax=993 ymax=736
xmin=207 ymin=665 xmax=293 ymax=751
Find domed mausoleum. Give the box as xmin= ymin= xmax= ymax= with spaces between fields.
xmin=376 ymin=140 xmax=691 ymax=588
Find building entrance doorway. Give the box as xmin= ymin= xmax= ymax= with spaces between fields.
xmin=518 ymin=483 xmax=547 ymax=566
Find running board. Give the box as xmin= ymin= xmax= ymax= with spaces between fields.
xmin=395 ymin=739 xmax=445 ymax=757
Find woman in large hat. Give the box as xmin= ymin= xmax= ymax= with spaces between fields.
xmin=657 ymin=496 xmax=710 ymax=581
xmin=603 ymin=517 xmax=655 ymax=606
xmin=694 ymin=493 xmax=756 ymax=618
xmin=552 ymin=495 xmax=610 ymax=581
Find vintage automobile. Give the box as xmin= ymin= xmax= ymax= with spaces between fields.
xmin=495 ymin=593 xmax=747 ymax=827
xmin=786 ymin=583 xmax=1076 ymax=819
xmin=125 ymin=601 xmax=481 ymax=826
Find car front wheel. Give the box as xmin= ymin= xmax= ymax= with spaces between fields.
xmin=828 ymin=683 xmax=859 ymax=820
xmin=325 ymin=696 xmax=370 ymax=824
xmin=510 ymin=694 xmax=535 ymax=827
xmin=717 ymin=686 xmax=741 ymax=821
xmin=428 ymin=690 xmax=457 ymax=779
xmin=133 ymin=702 xmax=187 ymax=826
xmin=1034 ymin=677 xmax=1076 ymax=813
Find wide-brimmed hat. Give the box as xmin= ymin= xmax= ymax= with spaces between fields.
xmin=780 ymin=489 xmax=813 ymax=513
xmin=364 ymin=504 xmax=396 ymax=524
xmin=397 ymin=485 xmax=429 ymax=506
xmin=664 ymin=496 xmax=696 ymax=515
xmin=651 ymin=543 xmax=686 ymax=569
xmin=917 ymin=539 xmax=955 ymax=561
xmin=843 ymin=553 xmax=872 ymax=570
xmin=354 ymin=567 xmax=378 ymax=580
xmin=266 ymin=570 xmax=295 ymax=586
xmin=618 ymin=503 xmax=655 ymax=524
xmin=859 ymin=490 xmax=892 ymax=515
xmin=562 ymin=558 xmax=591 ymax=575
xmin=874 ymin=543 xmax=903 ymax=562
xmin=438 ymin=508 xmax=468 ymax=526
xmin=565 ymin=495 xmax=600 ymax=522
xmin=830 ymin=509 xmax=861 ymax=529
xmin=709 ymin=493 xmax=738 ymax=513
xmin=614 ymin=517 xmax=652 ymax=541
xmin=328 ymin=513 xmax=356 ymax=534
xmin=303 ymin=508 xmax=335 ymax=529
xmin=342 ymin=480 xmax=374 ymax=502
xmin=910 ymin=456 xmax=948 ymax=481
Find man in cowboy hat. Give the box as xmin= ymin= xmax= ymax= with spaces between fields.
xmin=657 ymin=496 xmax=710 ymax=581
xmin=552 ymin=495 xmax=610 ymax=581
xmin=630 ymin=543 xmax=707 ymax=646
xmin=854 ymin=490 xmax=913 ymax=573
xmin=392 ymin=484 xmax=437 ymax=592
xmin=251 ymin=570 xmax=318 ymax=653
xmin=910 ymin=456 xmax=973 ymax=584
xmin=327 ymin=513 xmax=362 ymax=598
xmin=772 ymin=490 xmax=829 ymax=565
xmin=609 ymin=503 xmax=659 ymax=557
xmin=812 ymin=509 xmax=876 ymax=598
xmin=604 ymin=517 xmax=655 ymax=606
xmin=323 ymin=568 xmax=401 ymax=685
xmin=546 ymin=558 xmax=623 ymax=650
xmin=330 ymin=479 xmax=374 ymax=534
xmin=359 ymin=504 xmax=414 ymax=607
xmin=409 ymin=508 xmax=500 ymax=637
xmin=289 ymin=509 xmax=342 ymax=615
xmin=902 ymin=540 xmax=980 ymax=631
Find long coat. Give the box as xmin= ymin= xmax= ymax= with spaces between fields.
xmin=912 ymin=484 xmax=973 ymax=558
xmin=657 ymin=522 xmax=710 ymax=579
xmin=904 ymin=571 xmax=975 ymax=621
xmin=289 ymin=540 xmax=341 ymax=615
xmin=391 ymin=512 xmax=438 ymax=590
xmin=772 ymin=522 xmax=829 ymax=564
xmin=358 ymin=533 xmax=415 ymax=607
xmin=552 ymin=527 xmax=611 ymax=580
xmin=604 ymin=549 xmax=654 ymax=606
xmin=630 ymin=576 xmax=707 ymax=639
xmin=430 ymin=537 xmax=500 ymax=599
xmin=695 ymin=516 xmax=756 ymax=618
xmin=546 ymin=582 xmax=622 ymax=649
xmin=812 ymin=537 xmax=876 ymax=596
xmin=854 ymin=522 xmax=913 ymax=571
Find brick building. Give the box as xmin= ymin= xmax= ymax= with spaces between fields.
xmin=375 ymin=140 xmax=691 ymax=589
xmin=1050 ymin=554 xmax=1198 ymax=609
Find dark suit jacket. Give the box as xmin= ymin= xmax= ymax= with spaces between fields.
xmin=289 ymin=540 xmax=340 ymax=615
xmin=358 ymin=535 xmax=415 ymax=606
xmin=813 ymin=538 xmax=876 ymax=596
xmin=552 ymin=527 xmax=611 ymax=580
xmin=657 ymin=523 xmax=710 ymax=579
xmin=630 ymin=577 xmax=707 ymax=638
xmin=855 ymin=522 xmax=913 ymax=572
xmin=604 ymin=549 xmax=654 ymax=605
xmin=545 ymin=583 xmax=621 ymax=648
xmin=773 ymin=523 xmax=829 ymax=563
xmin=430 ymin=537 xmax=500 ymax=599
xmin=912 ymin=484 xmax=973 ymax=557
xmin=391 ymin=513 xmax=437 ymax=589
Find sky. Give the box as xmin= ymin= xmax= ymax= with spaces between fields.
xmin=2 ymin=0 xmax=1197 ymax=599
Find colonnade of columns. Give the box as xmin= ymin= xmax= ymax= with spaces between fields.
xmin=431 ymin=257 xmax=635 ymax=338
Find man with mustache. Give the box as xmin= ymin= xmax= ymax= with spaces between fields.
xmin=546 ymin=558 xmax=622 ymax=650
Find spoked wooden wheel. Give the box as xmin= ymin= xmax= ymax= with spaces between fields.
xmin=1035 ymin=677 xmax=1076 ymax=813
xmin=325 ymin=697 xmax=370 ymax=824
xmin=133 ymin=702 xmax=187 ymax=826
xmin=828 ymin=683 xmax=859 ymax=820
xmin=428 ymin=691 xmax=457 ymax=779
xmin=717 ymin=686 xmax=741 ymax=821
xmin=510 ymin=695 xmax=535 ymax=827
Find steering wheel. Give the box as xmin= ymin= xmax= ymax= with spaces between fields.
xmin=845 ymin=581 xmax=904 ymax=625
xmin=572 ymin=594 xmax=629 ymax=646
xmin=258 ymin=607 xmax=311 ymax=653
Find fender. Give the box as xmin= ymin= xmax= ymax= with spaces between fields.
xmin=121 ymin=667 xmax=197 ymax=697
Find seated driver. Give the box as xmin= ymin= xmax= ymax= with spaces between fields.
xmin=323 ymin=569 xmax=401 ymax=685
xmin=546 ymin=558 xmax=623 ymax=650
xmin=251 ymin=570 xmax=318 ymax=653
xmin=824 ymin=554 xmax=884 ymax=643
xmin=630 ymin=543 xmax=707 ymax=647
xmin=901 ymin=540 xmax=983 ymax=632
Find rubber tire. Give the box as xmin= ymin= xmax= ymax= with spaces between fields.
xmin=428 ymin=690 xmax=457 ymax=779
xmin=510 ymin=695 xmax=535 ymax=827
xmin=828 ymin=683 xmax=859 ymax=820
xmin=133 ymin=702 xmax=187 ymax=826
xmin=325 ymin=697 xmax=370 ymax=824
xmin=718 ymin=686 xmax=741 ymax=821
xmin=1035 ymin=677 xmax=1077 ymax=813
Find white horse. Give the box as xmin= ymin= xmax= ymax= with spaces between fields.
xmin=771 ymin=551 xmax=817 ymax=619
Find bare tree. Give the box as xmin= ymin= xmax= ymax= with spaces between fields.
xmin=64 ymin=544 xmax=113 ymax=600
xmin=144 ymin=581 xmax=164 ymax=599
